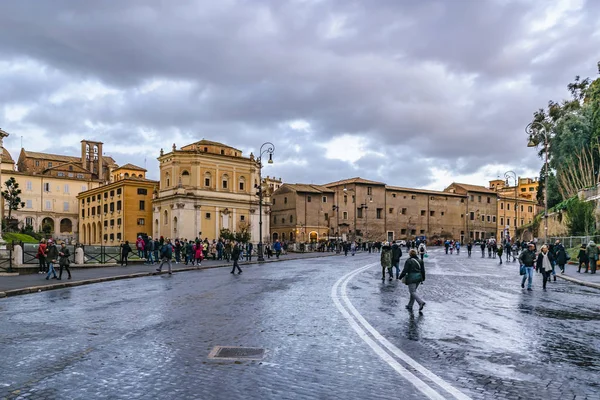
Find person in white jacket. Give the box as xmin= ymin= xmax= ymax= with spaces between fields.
xmin=418 ymin=243 xmax=427 ymax=260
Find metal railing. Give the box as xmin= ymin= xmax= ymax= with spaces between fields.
xmin=20 ymin=242 xmax=77 ymax=264
xmin=548 ymin=236 xmax=600 ymax=249
xmin=81 ymin=245 xmax=121 ymax=264
xmin=0 ymin=248 xmax=12 ymax=273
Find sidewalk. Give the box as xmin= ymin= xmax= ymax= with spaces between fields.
xmin=0 ymin=251 xmax=340 ymax=298
xmin=557 ymin=265 xmax=600 ymax=289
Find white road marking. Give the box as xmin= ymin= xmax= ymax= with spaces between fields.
xmin=331 ymin=262 xmax=472 ymax=400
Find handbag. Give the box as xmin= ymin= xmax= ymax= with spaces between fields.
xmin=519 ymin=265 xmax=526 ymax=275
xmin=423 ymin=253 xmax=429 ymax=258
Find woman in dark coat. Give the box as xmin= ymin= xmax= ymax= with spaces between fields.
xmin=577 ymin=243 xmax=588 ymax=273
xmin=57 ymin=243 xmax=72 ymax=280
xmin=536 ymin=245 xmax=555 ymax=290
xmin=399 ymin=249 xmax=426 ymax=312
xmin=553 ymin=240 xmax=568 ymax=274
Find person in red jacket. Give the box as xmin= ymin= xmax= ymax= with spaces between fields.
xmin=135 ymin=236 xmax=145 ymax=259
xmin=37 ymin=239 xmax=47 ymax=274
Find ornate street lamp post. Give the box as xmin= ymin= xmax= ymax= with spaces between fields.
xmin=255 ymin=142 xmax=274 ymax=262
xmin=526 ymin=122 xmax=549 ymax=245
xmin=0 ymin=128 xmax=9 ymax=245
xmin=504 ymin=170 xmax=517 ymax=240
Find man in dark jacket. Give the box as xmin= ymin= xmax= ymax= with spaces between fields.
xmin=480 ymin=241 xmax=486 ymax=258
xmin=399 ymin=249 xmax=426 ymax=312
xmin=45 ymin=240 xmax=59 ymax=280
xmin=156 ymin=239 xmax=173 ymax=274
xmin=231 ymin=242 xmax=242 ymax=274
xmin=553 ymin=240 xmax=568 ymax=274
xmin=121 ymin=241 xmax=132 ymax=266
xmin=391 ymin=241 xmax=403 ymax=279
xmin=57 ymin=243 xmax=71 ymax=280
xmin=519 ymin=243 xmax=536 ymax=290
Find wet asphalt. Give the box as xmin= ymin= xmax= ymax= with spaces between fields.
xmin=0 ymin=248 xmax=598 ymax=399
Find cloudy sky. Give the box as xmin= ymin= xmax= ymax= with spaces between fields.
xmin=1 ymin=0 xmax=599 ymax=190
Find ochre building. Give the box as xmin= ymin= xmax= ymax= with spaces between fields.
xmin=152 ymin=140 xmax=270 ymax=243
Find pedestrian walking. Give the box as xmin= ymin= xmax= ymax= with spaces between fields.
xmin=45 ymin=239 xmax=58 ymax=280
xmin=455 ymin=242 xmax=460 ymax=255
xmin=497 ymin=246 xmax=503 ymax=264
xmin=536 ymin=245 xmax=555 ymax=291
xmin=391 ymin=241 xmax=403 ymax=279
xmin=511 ymin=243 xmax=519 ymax=262
xmin=350 ymin=241 xmax=356 ymax=256
xmin=380 ymin=242 xmax=393 ymax=281
xmin=418 ymin=242 xmax=427 ymax=261
xmin=174 ymin=239 xmax=182 ymax=264
xmin=246 ymin=242 xmax=253 ymax=261
xmin=57 ymin=242 xmax=72 ymax=280
xmin=344 ymin=242 xmax=349 ymax=256
xmin=194 ymin=241 xmax=204 ymax=266
xmin=480 ymin=241 xmax=485 ymax=258
xmin=586 ymin=241 xmax=598 ymax=274
xmin=37 ymin=239 xmax=47 ymax=274
xmin=156 ymin=239 xmax=174 ymax=274
xmin=231 ymin=242 xmax=242 ymax=274
xmin=467 ymin=241 xmax=472 ymax=257
xmin=553 ymin=240 xmax=568 ymax=274
xmin=146 ymin=237 xmax=155 ymax=264
xmin=121 ymin=241 xmax=132 ymax=266
xmin=399 ymin=249 xmax=426 ymax=312
xmin=153 ymin=238 xmax=160 ymax=263
xmin=185 ymin=240 xmax=194 ymax=265
xmin=577 ymin=243 xmax=588 ymax=273
xmin=519 ymin=243 xmax=536 ymax=291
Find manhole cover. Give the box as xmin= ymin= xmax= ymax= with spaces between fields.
xmin=208 ymin=346 xmax=265 ymax=360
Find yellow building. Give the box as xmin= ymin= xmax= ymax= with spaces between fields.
xmin=77 ymin=169 xmax=157 ymax=245
xmin=152 ymin=140 xmax=269 ymax=242
xmin=489 ymin=178 xmax=540 ymax=239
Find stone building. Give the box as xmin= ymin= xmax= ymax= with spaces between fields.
xmin=444 ymin=183 xmax=498 ymax=241
xmin=77 ymin=167 xmax=157 ymax=245
xmin=1 ymin=139 xmax=116 ymax=241
xmin=489 ymin=178 xmax=540 ymax=239
xmin=270 ymin=184 xmax=335 ymax=243
xmin=152 ymin=140 xmax=269 ymax=243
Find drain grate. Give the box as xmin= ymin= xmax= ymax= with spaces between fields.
xmin=208 ymin=346 xmax=265 ymax=360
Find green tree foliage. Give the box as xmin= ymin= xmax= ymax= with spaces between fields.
xmin=528 ymin=62 xmax=600 ymax=200
xmin=565 ymin=196 xmax=595 ymax=236
xmin=536 ymin=170 xmax=562 ymax=210
xmin=219 ymin=228 xmax=235 ymax=241
xmin=2 ymin=177 xmax=25 ymax=222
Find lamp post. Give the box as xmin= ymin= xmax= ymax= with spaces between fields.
xmin=0 ymin=128 xmax=9 ymax=246
xmin=343 ymin=186 xmax=356 ymax=241
xmin=332 ymin=203 xmax=340 ymax=253
xmin=255 ymin=142 xmax=275 ymax=262
xmin=504 ymin=170 xmax=517 ymax=241
xmin=359 ymin=197 xmax=372 ymax=243
xmin=526 ymin=122 xmax=549 ymax=245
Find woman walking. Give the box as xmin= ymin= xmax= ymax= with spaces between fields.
xmin=577 ymin=243 xmax=588 ymax=273
xmin=536 ymin=245 xmax=555 ymax=291
xmin=399 ymin=249 xmax=426 ymax=312
xmin=57 ymin=242 xmax=72 ymax=280
xmin=380 ymin=242 xmax=393 ymax=282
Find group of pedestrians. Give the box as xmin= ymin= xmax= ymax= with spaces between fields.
xmin=380 ymin=240 xmax=426 ymax=313
xmin=35 ymin=238 xmax=72 ymax=280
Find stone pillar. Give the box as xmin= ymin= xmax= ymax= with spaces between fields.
xmin=75 ymin=247 xmax=85 ymax=264
xmin=12 ymin=244 xmax=23 ymax=266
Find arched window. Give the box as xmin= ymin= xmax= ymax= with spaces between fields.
xmin=124 ymin=172 xmax=130 ymax=178
xmin=138 ymin=174 xmax=143 ymax=178
xmin=173 ymin=217 xmax=178 ymax=233
xmin=181 ymin=170 xmax=190 ymax=186
xmin=238 ymin=176 xmax=246 ymax=191
xmin=222 ymin=174 xmax=229 ymax=190
xmin=164 ymin=210 xmax=168 ymax=225
xmin=204 ymin=172 xmax=211 ymax=187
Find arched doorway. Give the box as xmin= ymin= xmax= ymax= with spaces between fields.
xmin=282 ymin=232 xmax=286 ymax=241
xmin=92 ymin=223 xmax=97 ymax=244
xmin=272 ymin=232 xmax=279 ymax=241
xmin=60 ymin=218 xmax=72 ymax=233
xmin=97 ymin=222 xmax=102 ymax=243
xmin=82 ymin=224 xmax=87 ymax=243
xmin=309 ymin=231 xmax=318 ymax=243
xmin=41 ymin=217 xmax=54 ymax=235
xmin=289 ymin=232 xmax=295 ymax=242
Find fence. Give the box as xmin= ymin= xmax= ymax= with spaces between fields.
xmin=20 ymin=242 xmax=77 ymax=265
xmin=0 ymin=248 xmax=12 ymax=273
xmin=18 ymin=242 xmax=121 ymax=265
xmin=548 ymin=236 xmax=600 ymax=249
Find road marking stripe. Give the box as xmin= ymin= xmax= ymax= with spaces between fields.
xmin=333 ymin=262 xmax=472 ymax=400
xmin=331 ymin=263 xmax=446 ymax=400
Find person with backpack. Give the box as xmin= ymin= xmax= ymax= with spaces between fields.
xmin=418 ymin=242 xmax=427 ymax=261
xmin=156 ymin=239 xmax=174 ymax=274
xmin=399 ymin=249 xmax=426 ymax=312
xmin=135 ymin=236 xmax=145 ymax=259
xmin=380 ymin=242 xmax=393 ymax=282
xmin=391 ymin=241 xmax=403 ymax=280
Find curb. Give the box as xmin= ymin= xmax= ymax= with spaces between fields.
xmin=556 ymin=274 xmax=600 ymax=289
xmin=0 ymin=253 xmax=339 ymax=299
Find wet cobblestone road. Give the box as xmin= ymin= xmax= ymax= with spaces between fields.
xmin=1 ymin=249 xmax=599 ymax=399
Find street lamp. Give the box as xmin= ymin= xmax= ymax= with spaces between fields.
xmin=359 ymin=197 xmax=373 ymax=242
xmin=255 ymin=142 xmax=275 ymax=262
xmin=343 ymin=186 xmax=356 ymax=241
xmin=332 ymin=203 xmax=340 ymax=253
xmin=526 ymin=122 xmax=549 ymax=245
xmin=0 ymin=128 xmax=9 ymax=247
xmin=504 ymin=170 xmax=517 ymax=241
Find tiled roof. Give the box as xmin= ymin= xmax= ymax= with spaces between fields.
xmin=386 ymin=185 xmax=465 ymax=197
xmin=2 ymin=148 xmax=14 ymax=163
xmin=447 ymin=182 xmax=497 ymax=194
xmin=115 ymin=163 xmax=146 ymax=172
xmin=23 ymin=150 xmax=81 ymax=163
xmin=325 ymin=177 xmax=386 ymax=187
xmin=283 ymin=183 xmax=335 ymax=194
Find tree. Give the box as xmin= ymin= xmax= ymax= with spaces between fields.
xmin=219 ymin=228 xmax=235 ymax=241
xmin=234 ymin=221 xmax=252 ymax=243
xmin=2 ymin=177 xmax=25 ymax=222
xmin=565 ymin=196 xmax=595 ymax=236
